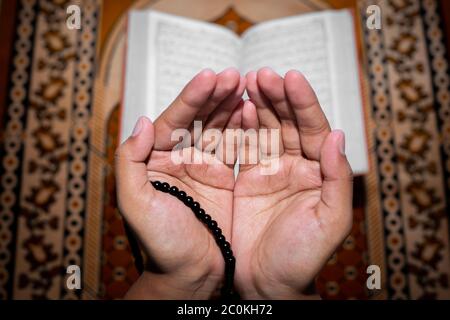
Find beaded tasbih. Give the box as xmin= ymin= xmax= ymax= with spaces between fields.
xmin=124 ymin=180 xmax=238 ymax=299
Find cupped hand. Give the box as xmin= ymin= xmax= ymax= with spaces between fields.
xmin=115 ymin=68 xmax=245 ymax=299
xmin=232 ymin=68 xmax=354 ymax=299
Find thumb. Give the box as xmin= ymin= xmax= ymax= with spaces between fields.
xmin=318 ymin=130 xmax=353 ymax=231
xmin=115 ymin=116 xmax=155 ymax=214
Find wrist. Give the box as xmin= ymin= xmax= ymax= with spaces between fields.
xmin=240 ymin=288 xmax=321 ymax=300
xmin=124 ymin=270 xmax=223 ymax=300
xmin=238 ymin=278 xmax=320 ymax=300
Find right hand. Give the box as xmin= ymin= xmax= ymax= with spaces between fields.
xmin=115 ymin=68 xmax=245 ymax=299
xmin=232 ymin=68 xmax=353 ymax=299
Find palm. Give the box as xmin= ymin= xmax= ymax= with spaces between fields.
xmin=143 ymin=148 xmax=234 ymax=275
xmin=234 ymin=155 xmax=339 ymax=297
xmin=116 ymin=69 xmax=245 ymax=298
xmin=231 ymin=69 xmax=353 ymax=299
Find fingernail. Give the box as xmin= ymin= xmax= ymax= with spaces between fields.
xmin=200 ymin=68 xmax=215 ymax=76
xmin=336 ymin=130 xmax=346 ymax=155
xmin=262 ymin=66 xmax=273 ymax=71
xmin=221 ymin=67 xmax=239 ymax=74
xmin=286 ymin=69 xmax=302 ymax=78
xmin=259 ymin=66 xmax=275 ymax=74
xmin=132 ymin=117 xmax=144 ymax=137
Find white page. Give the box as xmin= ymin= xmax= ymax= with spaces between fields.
xmin=326 ymin=11 xmax=368 ymax=174
xmin=122 ymin=10 xmax=241 ymax=142
xmin=240 ymin=13 xmax=334 ymax=128
xmin=148 ymin=11 xmax=241 ymax=120
xmin=123 ymin=10 xmax=368 ymax=173
xmin=239 ymin=10 xmax=368 ymax=173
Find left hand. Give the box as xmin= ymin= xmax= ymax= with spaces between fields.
xmin=116 ymin=68 xmax=246 ymax=299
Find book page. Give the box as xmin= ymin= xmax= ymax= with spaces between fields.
xmin=240 ymin=10 xmax=368 ymax=173
xmin=123 ymin=10 xmax=367 ymax=173
xmin=326 ymin=11 xmax=368 ymax=174
xmin=147 ymin=11 xmax=241 ymax=119
xmin=240 ymin=13 xmax=335 ymax=128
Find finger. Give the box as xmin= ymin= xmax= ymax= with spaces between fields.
xmin=284 ymin=70 xmax=330 ymax=160
xmin=216 ymin=100 xmax=243 ymax=168
xmin=245 ymin=71 xmax=281 ymax=129
xmin=242 ymin=99 xmax=259 ymax=131
xmin=197 ymin=73 xmax=244 ymax=153
xmin=239 ymin=100 xmax=259 ymax=172
xmin=198 ymin=68 xmax=241 ymax=125
xmin=191 ymin=68 xmax=240 ymax=150
xmin=257 ymin=67 xmax=301 ymax=155
xmin=225 ymin=100 xmax=244 ymax=130
xmin=154 ymin=69 xmax=216 ymax=150
xmin=317 ymin=130 xmax=353 ymax=234
xmin=246 ymin=71 xmax=283 ymax=155
xmin=203 ymin=74 xmax=246 ymax=131
xmin=115 ymin=116 xmax=155 ymax=217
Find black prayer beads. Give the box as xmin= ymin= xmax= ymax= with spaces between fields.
xmin=151 ymin=180 xmax=237 ymax=299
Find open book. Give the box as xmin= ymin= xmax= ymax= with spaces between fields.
xmin=122 ymin=9 xmax=368 ymax=174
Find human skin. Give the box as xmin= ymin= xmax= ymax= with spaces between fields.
xmin=232 ymin=68 xmax=353 ymax=299
xmin=115 ymin=68 xmax=353 ymax=299
xmin=116 ymin=68 xmax=246 ymax=299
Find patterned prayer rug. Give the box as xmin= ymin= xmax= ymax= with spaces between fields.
xmin=0 ymin=0 xmax=449 ymax=300
xmin=358 ymin=0 xmax=450 ymax=299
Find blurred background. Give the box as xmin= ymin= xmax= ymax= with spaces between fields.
xmin=0 ymin=0 xmax=449 ymax=300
